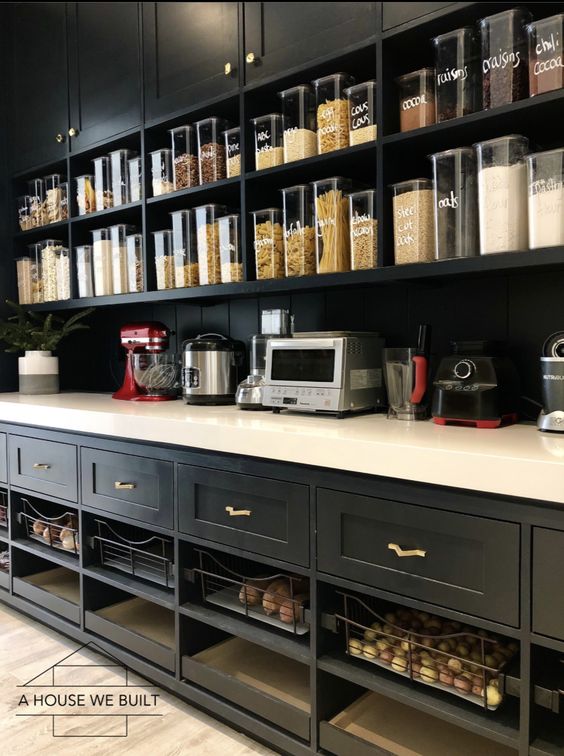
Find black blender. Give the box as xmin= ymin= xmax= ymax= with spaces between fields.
xmin=538 ymin=331 xmax=564 ymax=432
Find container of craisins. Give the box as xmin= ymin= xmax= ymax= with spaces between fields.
xmin=480 ymin=8 xmax=532 ymax=109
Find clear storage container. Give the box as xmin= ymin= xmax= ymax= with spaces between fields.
xmin=252 ymin=208 xmax=284 ymax=280
xmin=126 ymin=234 xmax=144 ymax=293
xmin=223 ymin=127 xmax=241 ymax=177
xmin=76 ymin=245 xmax=94 ymax=298
xmin=27 ymin=243 xmax=44 ymax=303
xmin=153 ymin=229 xmax=174 ymax=290
xmin=109 ymin=149 xmax=136 ymax=206
xmin=349 ymin=189 xmax=378 ymax=269
xmin=345 ymin=80 xmax=377 ymax=145
xmin=150 ymin=149 xmax=174 ymax=196
xmin=93 ymin=156 xmax=113 ymax=211
xmin=76 ymin=174 xmax=96 ymax=216
xmin=16 ymin=246 xmax=43 ymax=304
xmin=480 ymin=8 xmax=531 ymax=109
xmin=433 ymin=28 xmax=480 ymax=122
xmin=170 ymin=125 xmax=198 ymax=190
xmin=110 ymin=223 xmax=136 ymax=294
xmin=527 ymin=148 xmax=564 ymax=249
xmin=28 ymin=178 xmax=45 ymax=227
xmin=44 ymin=174 xmax=65 ymax=224
xmin=56 ymin=248 xmax=71 ymax=301
xmin=195 ymin=204 xmax=226 ymax=285
xmin=429 ymin=147 xmax=478 ymax=259
xmin=312 ymin=176 xmax=352 ymax=273
xmin=475 ymin=135 xmax=529 ymax=255
xmin=39 ymin=240 xmax=67 ymax=302
xmin=218 ymin=214 xmax=242 ymax=282
xmin=252 ymin=114 xmax=284 ymax=170
xmin=390 ymin=179 xmax=436 ymax=265
xmin=59 ymin=182 xmax=69 ymax=221
xmin=278 ymin=84 xmax=317 ymax=162
xmin=128 ymin=157 xmax=143 ymax=202
xmin=527 ymin=14 xmax=564 ymax=96
xmin=91 ymin=228 xmax=113 ymax=296
xmin=313 ymin=73 xmax=355 ymax=153
xmin=171 ymin=209 xmax=198 ymax=288
xmin=17 ymin=195 xmax=32 ymax=231
xmin=395 ymin=68 xmax=436 ymax=132
xmin=195 ymin=117 xmax=229 ymax=184
xmin=281 ymin=184 xmax=316 ymax=277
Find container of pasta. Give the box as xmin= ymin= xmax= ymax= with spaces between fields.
xmin=252 ymin=208 xmax=284 ymax=280
xmin=93 ymin=156 xmax=113 ymax=211
xmin=218 ymin=214 xmax=243 ymax=282
xmin=223 ymin=127 xmax=241 ymax=178
xmin=312 ymin=177 xmax=352 ymax=273
xmin=312 ymin=73 xmax=355 ymax=153
xmin=252 ymin=114 xmax=285 ymax=170
xmin=76 ymin=174 xmax=96 ymax=216
xmin=126 ymin=234 xmax=144 ymax=293
xmin=281 ymin=184 xmax=316 ymax=277
xmin=171 ymin=209 xmax=199 ymax=288
xmin=349 ymin=189 xmax=378 ymax=269
xmin=195 ymin=204 xmax=227 ymax=285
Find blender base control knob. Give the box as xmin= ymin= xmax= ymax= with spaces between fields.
xmin=453 ymin=359 xmax=474 ymax=380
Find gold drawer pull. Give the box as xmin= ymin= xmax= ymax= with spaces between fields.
xmin=115 ymin=481 xmax=136 ymax=490
xmin=388 ymin=542 xmax=427 ymax=558
xmin=33 ymin=463 xmax=51 ymax=470
xmin=225 ymin=506 xmax=252 ymax=517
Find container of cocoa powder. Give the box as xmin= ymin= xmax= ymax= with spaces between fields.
xmin=527 ymin=14 xmax=564 ymax=96
xmin=396 ymin=68 xmax=436 ymax=132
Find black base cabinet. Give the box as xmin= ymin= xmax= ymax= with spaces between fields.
xmin=2 ymin=420 xmax=564 ymax=755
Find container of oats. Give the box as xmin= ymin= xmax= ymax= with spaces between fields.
xmin=251 ymin=114 xmax=285 ymax=170
xmin=218 ymin=214 xmax=243 ymax=283
xmin=91 ymin=228 xmax=113 ymax=296
xmin=39 ymin=239 xmax=67 ymax=302
xmin=278 ymin=85 xmax=317 ymax=162
xmin=16 ymin=247 xmax=43 ymax=304
xmin=171 ymin=209 xmax=199 ymax=288
xmin=28 ymin=178 xmax=46 ymax=227
xmin=195 ymin=117 xmax=229 ymax=185
xmin=17 ymin=195 xmax=32 ymax=231
xmin=390 ymin=179 xmax=435 ymax=265
xmin=109 ymin=149 xmax=136 ymax=206
xmin=349 ymin=189 xmax=378 ymax=269
xmin=126 ymin=234 xmax=144 ymax=293
xmin=345 ymin=80 xmax=377 ymax=145
xmin=281 ymin=184 xmax=316 ymax=277
xmin=195 ymin=203 xmax=227 ymax=285
xmin=312 ymin=176 xmax=352 ymax=273
xmin=76 ymin=174 xmax=96 ymax=216
xmin=170 ymin=125 xmax=199 ymax=190
xmin=150 ymin=149 xmax=174 ymax=197
xmin=92 ymin=156 xmax=113 ymax=211
xmin=223 ymin=127 xmax=241 ymax=177
xmin=128 ymin=157 xmax=143 ymax=202
xmin=312 ymin=73 xmax=355 ymax=153
xmin=44 ymin=173 xmax=65 ymax=223
xmin=252 ymin=208 xmax=284 ymax=280
xmin=110 ymin=223 xmax=136 ymax=295
xmin=153 ymin=229 xmax=174 ymax=290
xmin=76 ymin=245 xmax=94 ymax=298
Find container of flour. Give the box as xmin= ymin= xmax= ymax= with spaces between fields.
xmin=527 ymin=147 xmax=564 ymax=249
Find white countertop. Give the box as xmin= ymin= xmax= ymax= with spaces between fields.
xmin=0 ymin=392 xmax=562 ymax=504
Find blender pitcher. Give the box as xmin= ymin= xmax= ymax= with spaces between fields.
xmin=384 ymin=348 xmax=428 ymax=420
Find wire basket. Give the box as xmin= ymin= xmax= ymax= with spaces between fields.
xmin=336 ymin=592 xmax=519 ymax=711
xmin=18 ymin=498 xmax=79 ymax=555
xmin=91 ymin=519 xmax=174 ymax=588
xmin=191 ymin=549 xmax=310 ymax=635
xmin=0 ymin=490 xmax=8 ymax=528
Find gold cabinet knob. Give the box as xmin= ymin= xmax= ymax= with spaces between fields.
xmin=224 ymin=62 xmax=232 ymax=75
xmin=68 ymin=127 xmax=79 ymax=137
xmin=246 ymin=51 xmax=257 ymax=64
xmin=55 ymin=133 xmax=65 ymax=144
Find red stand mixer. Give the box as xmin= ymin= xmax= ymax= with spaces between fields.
xmin=113 ymin=322 xmax=177 ymax=402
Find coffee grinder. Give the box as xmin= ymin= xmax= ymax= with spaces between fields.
xmin=113 ymin=322 xmax=173 ymax=401
xmin=538 ymin=331 xmax=564 ymax=432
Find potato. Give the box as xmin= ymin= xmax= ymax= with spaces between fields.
xmin=32 ymin=519 xmax=47 ymax=535
xmin=239 ymin=578 xmax=267 ymax=607
xmin=439 ymin=670 xmax=455 ymax=686
xmin=486 ymin=685 xmax=503 ymax=707
xmin=448 ymin=658 xmax=463 ymax=674
xmin=392 ymin=655 xmax=408 ymax=672
xmin=363 ymin=643 xmax=378 ymax=660
xmin=279 ymin=593 xmax=309 ymax=624
xmin=454 ymin=675 xmax=472 ymax=693
xmin=380 ymin=649 xmax=394 ymax=664
xmin=420 ymin=666 xmax=438 ymax=683
xmin=348 ymin=638 xmax=363 ymax=656
xmin=262 ymin=579 xmax=291 ymax=615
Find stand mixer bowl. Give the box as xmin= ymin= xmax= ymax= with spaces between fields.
xmin=132 ymin=353 xmax=179 ymax=400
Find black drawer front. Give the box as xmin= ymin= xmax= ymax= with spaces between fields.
xmin=81 ymin=448 xmax=174 ymax=528
xmin=178 ymin=465 xmax=309 ymax=566
xmin=533 ymin=528 xmax=564 ymax=641
xmin=9 ymin=435 xmax=77 ymax=501
xmin=0 ymin=433 xmax=6 ymax=483
xmin=317 ymin=489 xmax=520 ymax=626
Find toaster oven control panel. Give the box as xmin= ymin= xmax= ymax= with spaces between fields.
xmin=263 ymin=386 xmax=340 ymax=412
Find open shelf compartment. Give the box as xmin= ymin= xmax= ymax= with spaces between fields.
xmin=12 ymin=548 xmax=80 ymax=623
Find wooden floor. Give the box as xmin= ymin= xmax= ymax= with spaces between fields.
xmin=0 ymin=603 xmax=276 ymax=755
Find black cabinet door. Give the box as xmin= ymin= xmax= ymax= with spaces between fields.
xmin=243 ymin=2 xmax=377 ymax=84
xmin=68 ymin=3 xmax=141 ymax=151
xmin=382 ymin=2 xmax=457 ymax=31
xmin=143 ymin=2 xmax=240 ymax=122
xmin=9 ymin=2 xmax=69 ymax=172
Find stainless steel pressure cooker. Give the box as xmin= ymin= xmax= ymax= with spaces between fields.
xmin=181 ymin=333 xmax=245 ymax=405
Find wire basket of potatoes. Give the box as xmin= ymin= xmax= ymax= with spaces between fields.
xmin=337 ymin=593 xmax=518 ymax=711
xmin=21 ymin=498 xmax=79 ymax=554
xmin=0 ymin=489 xmax=7 ymax=527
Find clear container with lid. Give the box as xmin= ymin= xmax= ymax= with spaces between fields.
xmin=16 ymin=244 xmax=43 ymax=304
xmin=59 ymin=182 xmax=69 ymax=221
xmin=27 ymin=243 xmax=44 ymax=303
xmin=475 ymin=134 xmax=529 ymax=255
xmin=195 ymin=203 xmax=227 ymax=285
xmin=527 ymin=148 xmax=564 ymax=249
xmin=281 ymin=184 xmax=316 ymax=277
xmin=93 ymin=156 xmax=113 ymax=211
xmin=170 ymin=209 xmax=198 ymax=288
xmin=150 ymin=149 xmax=174 ymax=196
xmin=480 ymin=8 xmax=531 ymax=109
xmin=527 ymin=14 xmax=564 ymax=96
xmin=128 ymin=157 xmax=143 ymax=202
xmin=252 ymin=208 xmax=284 ymax=279
xmin=312 ymin=176 xmax=352 ymax=273
xmin=433 ymin=27 xmax=480 ymax=121
xmin=110 ymin=223 xmax=136 ymax=294
xmin=395 ymin=68 xmax=436 ymax=132
xmin=126 ymin=234 xmax=144 ymax=293
xmin=76 ymin=174 xmax=96 ymax=216
xmin=109 ymin=149 xmax=136 ymax=206
xmin=312 ymin=73 xmax=356 ymax=153
xmin=28 ymin=178 xmax=45 ymax=227
xmin=345 ymin=80 xmax=377 ymax=145
xmin=91 ymin=228 xmax=113 ymax=296
xmin=218 ymin=214 xmax=243 ymax=282
xmin=76 ymin=245 xmax=94 ymax=298
xmin=195 ymin=117 xmax=229 ymax=184
xmin=39 ymin=240 xmax=66 ymax=302
xmin=170 ymin=125 xmax=198 ymax=190
xmin=56 ymin=248 xmax=71 ymax=301
xmin=349 ymin=189 xmax=378 ymax=270
xmin=223 ymin=127 xmax=241 ymax=177
xmin=153 ymin=229 xmax=174 ymax=290
xmin=17 ymin=195 xmax=32 ymax=231
xmin=278 ymin=85 xmax=317 ymax=162
xmin=429 ymin=147 xmax=478 ymax=259
xmin=251 ymin=114 xmax=284 ymax=171
xmin=44 ymin=174 xmax=65 ymax=223
xmin=390 ymin=179 xmax=436 ymax=265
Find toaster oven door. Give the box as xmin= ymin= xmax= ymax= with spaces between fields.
xmin=265 ymin=338 xmax=344 ymax=388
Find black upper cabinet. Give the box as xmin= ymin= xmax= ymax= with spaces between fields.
xmin=67 ymin=3 xmax=141 ymax=151
xmin=9 ymin=3 xmax=69 ymax=173
xmin=382 ymin=2 xmax=456 ymax=31
xmin=143 ymin=2 xmax=240 ymax=122
xmin=243 ymin=2 xmax=377 ymax=84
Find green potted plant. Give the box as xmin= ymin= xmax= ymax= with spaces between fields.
xmin=0 ymin=301 xmax=94 ymax=395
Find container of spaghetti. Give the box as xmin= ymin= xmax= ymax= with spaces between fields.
xmin=312 ymin=177 xmax=352 ymax=273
